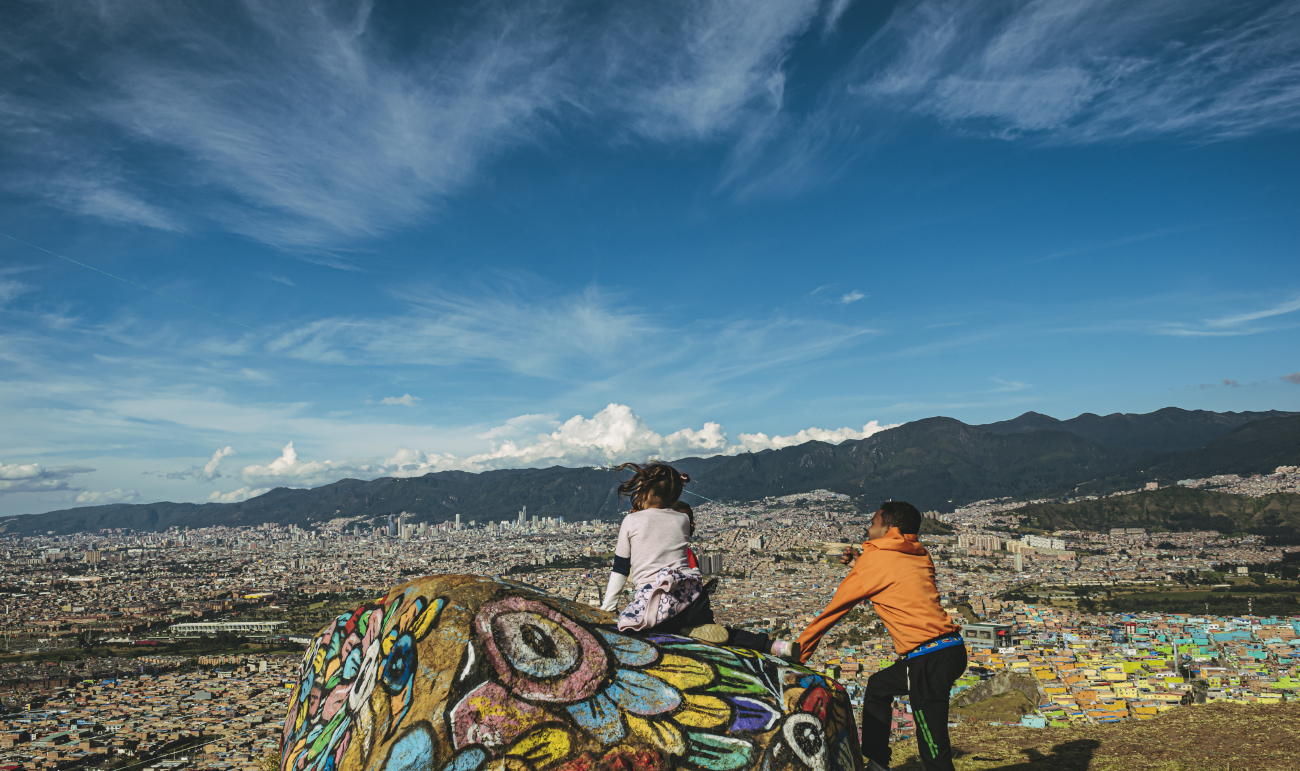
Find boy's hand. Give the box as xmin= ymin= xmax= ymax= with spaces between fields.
xmin=839 ymin=547 xmax=860 ymax=566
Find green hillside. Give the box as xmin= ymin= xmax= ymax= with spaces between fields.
xmin=1017 ymin=487 xmax=1300 ymax=536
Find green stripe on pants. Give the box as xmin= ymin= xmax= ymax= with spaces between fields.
xmin=915 ymin=708 xmax=939 ymax=760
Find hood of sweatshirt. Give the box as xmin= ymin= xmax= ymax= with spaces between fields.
xmin=862 ymin=527 xmax=929 ymax=556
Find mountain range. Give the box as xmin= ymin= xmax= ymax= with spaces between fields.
xmin=4 ymin=407 xmax=1297 ymax=536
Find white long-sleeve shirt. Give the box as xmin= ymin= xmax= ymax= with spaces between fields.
xmin=614 ymin=507 xmax=695 ymax=589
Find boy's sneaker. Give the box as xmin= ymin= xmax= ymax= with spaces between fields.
xmin=769 ymin=640 xmax=800 ymax=661
xmin=684 ymin=624 xmax=729 ymax=644
xmin=866 ymin=760 xmax=890 ymax=771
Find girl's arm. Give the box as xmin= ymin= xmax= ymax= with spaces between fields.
xmin=600 ymin=565 xmax=628 ymax=611
xmin=601 ymin=518 xmax=634 ymax=612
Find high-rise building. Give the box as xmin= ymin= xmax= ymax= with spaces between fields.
xmin=957 ymin=534 xmax=1002 ymax=552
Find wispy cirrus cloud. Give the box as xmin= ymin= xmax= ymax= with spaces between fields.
xmin=734 ymin=0 xmax=1300 ymax=194
xmin=1156 ymin=294 xmax=1300 ymax=337
xmin=0 ymin=0 xmax=841 ymax=250
xmin=266 ymin=284 xmax=876 ymax=386
xmin=4 ymin=0 xmax=1297 ymax=241
xmin=853 ymin=0 xmax=1300 ymax=142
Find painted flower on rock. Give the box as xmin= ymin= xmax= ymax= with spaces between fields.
xmin=282 ymin=591 xmax=446 ymax=771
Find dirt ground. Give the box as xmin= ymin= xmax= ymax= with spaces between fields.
xmin=886 ymin=702 xmax=1300 ymax=770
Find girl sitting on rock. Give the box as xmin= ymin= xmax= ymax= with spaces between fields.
xmin=600 ymin=461 xmax=798 ymax=659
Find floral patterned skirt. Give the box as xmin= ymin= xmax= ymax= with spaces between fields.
xmin=616 ymin=567 xmax=702 ymax=632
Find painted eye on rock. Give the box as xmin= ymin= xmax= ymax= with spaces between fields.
xmin=475 ymin=597 xmax=608 ymax=704
xmin=782 ymin=713 xmax=828 ymax=771
xmin=383 ymin=634 xmax=415 ymax=694
xmin=492 ymin=612 xmax=579 ymax=677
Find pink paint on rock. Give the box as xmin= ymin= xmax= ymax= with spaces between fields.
xmin=450 ymin=682 xmax=550 ymax=749
xmin=321 ymin=683 xmax=350 ymax=721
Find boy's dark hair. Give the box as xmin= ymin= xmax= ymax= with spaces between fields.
xmin=616 ymin=462 xmax=690 ymax=508
xmin=878 ymin=501 xmax=922 ymax=535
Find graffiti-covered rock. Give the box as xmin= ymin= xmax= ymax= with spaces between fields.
xmin=280 ymin=575 xmax=862 ymax=771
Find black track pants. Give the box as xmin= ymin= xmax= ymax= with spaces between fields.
xmin=860 ymin=645 xmax=967 ymax=771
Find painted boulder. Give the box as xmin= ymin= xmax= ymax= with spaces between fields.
xmin=280 ymin=575 xmax=861 ymax=771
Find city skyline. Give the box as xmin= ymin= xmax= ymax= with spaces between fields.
xmin=2 ymin=0 xmax=1299 ymax=516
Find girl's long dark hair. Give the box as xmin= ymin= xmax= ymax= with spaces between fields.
xmin=616 ymin=462 xmax=690 ymax=508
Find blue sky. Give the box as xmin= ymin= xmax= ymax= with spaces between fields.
xmin=2 ymin=0 xmax=1298 ymax=516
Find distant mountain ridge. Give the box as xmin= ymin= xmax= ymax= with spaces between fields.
xmin=5 ymin=408 xmax=1298 ymax=536
xmin=979 ymin=407 xmax=1297 ymax=453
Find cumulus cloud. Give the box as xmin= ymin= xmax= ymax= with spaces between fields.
xmin=75 ymin=488 xmax=141 ymax=505
xmin=239 ymin=442 xmax=382 ymax=488
xmin=208 ymin=487 xmax=271 ymax=504
xmin=1282 ymin=372 xmax=1300 ymax=385
xmin=0 ymin=462 xmax=95 ymax=494
xmin=202 ymin=446 xmax=236 ymax=480
xmin=245 ymin=403 xmax=900 ymax=487
xmin=840 ymin=290 xmax=866 ymax=304
xmin=164 ymin=446 xmax=236 ymax=482
xmin=736 ymin=421 xmax=895 ymax=451
xmin=379 ymin=394 xmax=421 ymax=407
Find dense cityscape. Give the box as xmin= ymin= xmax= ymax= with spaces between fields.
xmin=2 ymin=469 xmax=1298 ymax=771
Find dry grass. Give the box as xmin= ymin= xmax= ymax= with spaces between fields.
xmin=951 ymin=691 xmax=1037 ymax=725
xmin=887 ymin=702 xmax=1300 ymax=770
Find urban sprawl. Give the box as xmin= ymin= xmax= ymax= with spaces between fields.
xmin=2 ymin=466 xmax=1299 ymax=771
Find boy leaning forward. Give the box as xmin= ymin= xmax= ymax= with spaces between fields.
xmin=796 ymin=501 xmax=967 ymax=771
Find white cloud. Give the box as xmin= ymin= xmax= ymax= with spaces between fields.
xmin=379 ymin=394 xmax=421 ymax=407
xmin=266 ymin=284 xmax=874 ymax=392
xmin=251 ymin=403 xmax=900 ymax=485
xmin=615 ymin=0 xmax=823 ymax=141
xmin=208 ymin=487 xmax=271 ymax=504
xmin=269 ymin=286 xmax=659 ymax=378
xmin=840 ymin=290 xmax=866 ymax=304
xmin=0 ymin=462 xmax=95 ymax=494
xmin=736 ymin=420 xmax=895 ymax=452
xmin=162 ymin=445 xmax=236 ymax=482
xmin=75 ymin=488 xmax=141 ymax=505
xmin=202 ymin=446 xmax=236 ymax=481
xmin=239 ymin=442 xmax=380 ymax=488
xmin=0 ymin=278 xmax=32 ymax=305
xmin=853 ymin=0 xmax=1300 ymax=142
xmin=1156 ymin=294 xmax=1300 ymax=337
xmin=1 ymin=1 xmax=853 ymax=249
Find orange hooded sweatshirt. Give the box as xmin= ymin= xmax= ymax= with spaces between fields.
xmin=797 ymin=528 xmax=958 ymax=663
